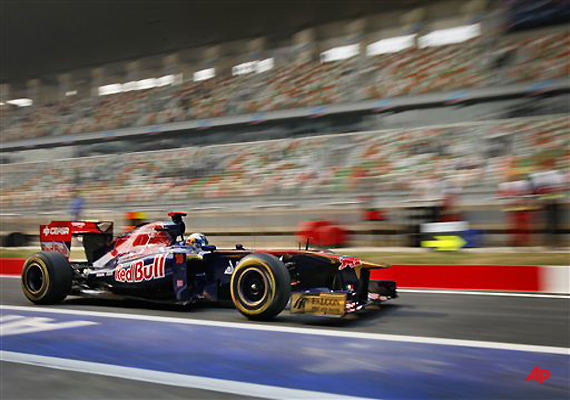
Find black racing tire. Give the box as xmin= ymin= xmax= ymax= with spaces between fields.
xmin=21 ymin=251 xmax=73 ymax=305
xmin=230 ymin=253 xmax=290 ymax=321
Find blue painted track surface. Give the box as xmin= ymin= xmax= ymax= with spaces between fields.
xmin=1 ymin=308 xmax=569 ymax=399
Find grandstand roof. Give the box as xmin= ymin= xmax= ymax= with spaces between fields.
xmin=1 ymin=0 xmax=424 ymax=83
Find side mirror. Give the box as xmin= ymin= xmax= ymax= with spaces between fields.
xmin=235 ymin=244 xmax=244 ymax=250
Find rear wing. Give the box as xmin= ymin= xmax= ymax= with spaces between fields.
xmin=40 ymin=220 xmax=114 ymax=262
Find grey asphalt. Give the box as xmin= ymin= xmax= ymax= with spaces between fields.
xmin=1 ymin=276 xmax=569 ymax=399
xmin=2 ymin=277 xmax=568 ymax=346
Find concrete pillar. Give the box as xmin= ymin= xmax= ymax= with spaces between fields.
xmin=26 ymin=79 xmax=40 ymax=105
xmin=204 ymin=45 xmax=221 ymax=68
xmin=246 ymin=37 xmax=267 ymax=60
xmin=194 ymin=45 xmax=224 ymax=77
xmin=42 ymin=85 xmax=59 ymax=104
xmin=90 ymin=67 xmax=105 ymax=96
xmin=75 ymin=78 xmax=91 ymax=99
xmin=345 ymin=18 xmax=367 ymax=63
xmin=292 ymin=28 xmax=317 ymax=65
xmin=162 ymin=53 xmax=179 ymax=76
xmin=58 ymin=73 xmax=73 ymax=100
xmin=162 ymin=53 xmax=184 ymax=84
xmin=228 ymin=37 xmax=269 ymax=75
xmin=0 ymin=83 xmax=10 ymax=104
xmin=400 ymin=7 xmax=426 ymax=46
xmin=125 ymin=60 xmax=141 ymax=82
xmin=180 ymin=62 xmax=196 ymax=83
xmin=209 ymin=44 xmax=238 ymax=77
xmin=462 ymin=0 xmax=488 ymax=24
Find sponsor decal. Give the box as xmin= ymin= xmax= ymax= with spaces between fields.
xmin=40 ymin=241 xmax=69 ymax=256
xmin=71 ymin=222 xmax=86 ymax=228
xmin=42 ymin=226 xmax=70 ymax=236
xmin=421 ymin=235 xmax=466 ymax=251
xmin=290 ymin=293 xmax=347 ymax=315
xmin=338 ymin=255 xmax=362 ymax=270
xmin=175 ymin=253 xmax=185 ymax=264
xmin=224 ymin=260 xmax=236 ymax=275
xmin=115 ymin=254 xmax=167 ymax=283
xmin=40 ymin=222 xmax=72 ymax=242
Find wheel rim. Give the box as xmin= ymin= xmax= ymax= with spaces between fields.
xmin=237 ymin=267 xmax=269 ymax=307
xmin=24 ymin=263 xmax=45 ymax=294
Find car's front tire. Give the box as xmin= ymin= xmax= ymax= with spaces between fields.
xmin=21 ymin=251 xmax=73 ymax=304
xmin=230 ymin=253 xmax=290 ymax=320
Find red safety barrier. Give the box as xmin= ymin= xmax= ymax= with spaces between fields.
xmin=371 ymin=265 xmax=541 ymax=292
xmin=0 ymin=258 xmax=552 ymax=293
xmin=0 ymin=258 xmax=25 ymax=275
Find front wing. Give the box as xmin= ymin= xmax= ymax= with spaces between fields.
xmin=290 ymin=280 xmax=397 ymax=317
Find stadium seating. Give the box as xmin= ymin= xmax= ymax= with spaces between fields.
xmin=1 ymin=115 xmax=567 ymax=210
xmin=1 ymin=29 xmax=568 ymax=143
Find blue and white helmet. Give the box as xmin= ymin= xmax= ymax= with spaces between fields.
xmin=186 ymin=233 xmax=208 ymax=248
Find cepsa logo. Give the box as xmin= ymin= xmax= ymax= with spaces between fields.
xmin=43 ymin=227 xmax=70 ymax=236
xmin=115 ymin=254 xmax=167 ymax=283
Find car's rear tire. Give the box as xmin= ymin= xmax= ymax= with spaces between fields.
xmin=21 ymin=251 xmax=73 ymax=305
xmin=230 ymin=253 xmax=290 ymax=320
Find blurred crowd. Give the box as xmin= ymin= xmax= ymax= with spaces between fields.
xmin=1 ymin=115 xmax=568 ymax=210
xmin=1 ymin=30 xmax=568 ymax=143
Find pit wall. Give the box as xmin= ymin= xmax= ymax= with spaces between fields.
xmin=1 ymin=202 xmax=569 ymax=248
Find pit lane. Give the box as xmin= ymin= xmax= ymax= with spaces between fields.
xmin=1 ymin=276 xmax=569 ymax=399
xmin=1 ymin=276 xmax=568 ymax=347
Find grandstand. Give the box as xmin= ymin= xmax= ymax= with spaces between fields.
xmin=1 ymin=29 xmax=568 ymax=144
xmin=1 ymin=0 xmax=569 ymax=245
xmin=1 ymin=115 xmax=568 ymax=211
xmin=2 ymin=4 xmax=570 ymax=400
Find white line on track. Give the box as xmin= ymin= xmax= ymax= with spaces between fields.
xmin=1 ymin=305 xmax=568 ymax=355
xmin=398 ymin=289 xmax=570 ymax=299
xmin=0 ymin=275 xmax=19 ymax=279
xmin=0 ymin=351 xmax=373 ymax=400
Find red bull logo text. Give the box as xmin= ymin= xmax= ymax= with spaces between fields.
xmin=115 ymin=254 xmax=167 ymax=283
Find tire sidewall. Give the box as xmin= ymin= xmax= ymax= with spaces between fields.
xmin=21 ymin=251 xmax=72 ymax=304
xmin=230 ymin=253 xmax=290 ymax=320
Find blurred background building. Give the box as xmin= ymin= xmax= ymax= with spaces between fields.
xmin=1 ymin=0 xmax=569 ymax=247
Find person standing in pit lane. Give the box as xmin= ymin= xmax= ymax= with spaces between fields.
xmin=69 ymin=190 xmax=85 ymax=221
xmin=529 ymin=161 xmax=566 ymax=248
xmin=497 ymin=170 xmax=535 ymax=247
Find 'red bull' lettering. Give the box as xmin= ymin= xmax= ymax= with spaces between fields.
xmin=115 ymin=254 xmax=167 ymax=283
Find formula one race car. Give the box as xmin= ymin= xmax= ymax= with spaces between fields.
xmin=21 ymin=213 xmax=397 ymax=320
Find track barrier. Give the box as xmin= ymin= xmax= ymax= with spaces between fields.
xmin=2 ymin=258 xmax=568 ymax=294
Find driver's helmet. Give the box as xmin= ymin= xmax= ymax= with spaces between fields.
xmin=186 ymin=233 xmax=208 ymax=248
